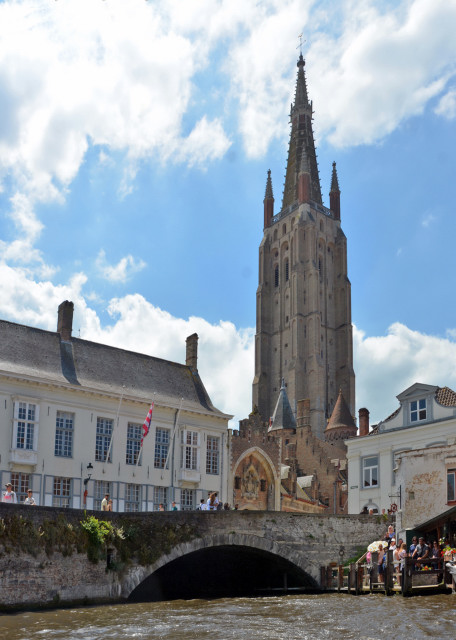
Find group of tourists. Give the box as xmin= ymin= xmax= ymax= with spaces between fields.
xmin=368 ymin=525 xmax=446 ymax=585
xmin=2 ymin=482 xmax=36 ymax=505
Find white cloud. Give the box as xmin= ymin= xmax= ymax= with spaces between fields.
xmin=354 ymin=322 xmax=456 ymax=425
xmin=421 ymin=212 xmax=436 ymax=228
xmin=434 ymin=88 xmax=456 ymax=119
xmin=95 ymin=249 xmax=146 ymax=283
xmin=308 ymin=0 xmax=456 ymax=147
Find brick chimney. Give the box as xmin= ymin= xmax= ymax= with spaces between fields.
xmin=57 ymin=300 xmax=74 ymax=342
xmin=358 ymin=407 xmax=370 ymax=437
xmin=186 ymin=333 xmax=198 ymax=371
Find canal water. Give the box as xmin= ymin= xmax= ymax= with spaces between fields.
xmin=1 ymin=593 xmax=455 ymax=640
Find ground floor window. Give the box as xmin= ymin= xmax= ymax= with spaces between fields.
xmin=125 ymin=483 xmax=141 ymax=512
xmin=11 ymin=472 xmax=30 ymax=504
xmin=154 ymin=486 xmax=168 ymax=510
xmin=53 ymin=477 xmax=71 ymax=508
xmin=181 ymin=489 xmax=195 ymax=511
xmin=94 ymin=480 xmax=112 ymax=511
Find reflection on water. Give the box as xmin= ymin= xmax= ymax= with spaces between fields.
xmin=1 ymin=593 xmax=455 ymax=640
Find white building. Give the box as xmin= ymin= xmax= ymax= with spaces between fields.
xmin=0 ymin=301 xmax=232 ymax=511
xmin=346 ymin=383 xmax=456 ymax=518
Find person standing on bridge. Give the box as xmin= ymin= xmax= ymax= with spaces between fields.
xmin=207 ymin=492 xmax=219 ymax=510
xmin=2 ymin=483 xmax=17 ymax=504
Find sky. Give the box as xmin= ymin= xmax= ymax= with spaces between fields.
xmin=0 ymin=0 xmax=456 ymax=428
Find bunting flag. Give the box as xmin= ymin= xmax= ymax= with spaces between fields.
xmin=141 ymin=402 xmax=154 ymax=446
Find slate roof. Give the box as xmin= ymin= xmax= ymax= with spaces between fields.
xmin=269 ymin=380 xmax=296 ymax=432
xmin=325 ymin=389 xmax=356 ymax=432
xmin=0 ymin=319 xmax=228 ymax=418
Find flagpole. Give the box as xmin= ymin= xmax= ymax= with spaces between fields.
xmin=136 ymin=394 xmax=155 ymax=467
xmin=105 ymin=386 xmax=125 ymax=465
xmin=161 ymin=396 xmax=183 ymax=479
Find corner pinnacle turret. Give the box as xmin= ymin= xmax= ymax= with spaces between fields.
xmin=329 ymin=161 xmax=341 ymax=221
xmin=282 ymin=55 xmax=322 ymax=210
xmin=263 ymin=169 xmax=274 ymax=228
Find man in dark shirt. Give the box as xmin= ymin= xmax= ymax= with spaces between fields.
xmin=412 ymin=537 xmax=429 ymax=567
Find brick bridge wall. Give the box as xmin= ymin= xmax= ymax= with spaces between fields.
xmin=0 ymin=504 xmax=389 ymax=610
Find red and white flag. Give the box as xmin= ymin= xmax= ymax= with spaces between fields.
xmin=141 ymin=403 xmax=154 ymax=446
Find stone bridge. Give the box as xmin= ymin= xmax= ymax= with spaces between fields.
xmin=0 ymin=505 xmax=389 ymax=609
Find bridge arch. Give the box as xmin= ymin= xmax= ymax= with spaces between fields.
xmin=123 ymin=532 xmax=319 ymax=601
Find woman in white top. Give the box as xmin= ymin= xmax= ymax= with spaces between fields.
xmin=207 ymin=492 xmax=219 ymax=511
xmin=2 ymin=483 xmax=17 ymax=503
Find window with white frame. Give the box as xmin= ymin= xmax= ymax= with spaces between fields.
xmin=181 ymin=488 xmax=195 ymax=511
xmin=14 ymin=401 xmax=39 ymax=450
xmin=55 ymin=411 xmax=74 ymax=457
xmin=448 ymin=470 xmax=456 ymax=503
xmin=154 ymin=486 xmax=168 ymax=509
xmin=95 ymin=417 xmax=113 ymax=462
xmin=53 ymin=477 xmax=71 ymax=508
xmin=125 ymin=483 xmax=141 ymax=512
xmin=206 ymin=436 xmax=220 ymax=475
xmin=410 ymin=398 xmax=427 ymax=422
xmin=362 ymin=456 xmax=379 ymax=488
xmin=154 ymin=428 xmax=170 ymax=468
xmin=181 ymin=430 xmax=199 ymax=470
xmin=94 ymin=480 xmax=112 ymax=511
xmin=126 ymin=423 xmax=142 ymax=465
xmin=11 ymin=472 xmax=30 ymax=504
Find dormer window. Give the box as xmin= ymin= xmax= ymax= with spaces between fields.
xmin=410 ymin=399 xmax=426 ymax=422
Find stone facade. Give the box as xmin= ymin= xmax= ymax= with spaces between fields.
xmin=252 ymin=55 xmax=355 ymax=440
xmin=230 ymin=396 xmax=354 ymax=514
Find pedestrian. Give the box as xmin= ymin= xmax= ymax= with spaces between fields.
xmin=2 ymin=483 xmax=17 ymax=504
xmin=158 ymin=503 xmax=165 ymax=511
xmin=101 ymin=493 xmax=109 ymax=511
xmin=107 ymin=499 xmax=113 ymax=511
xmin=171 ymin=501 xmax=178 ymax=511
xmin=24 ymin=489 xmax=36 ymax=505
xmin=197 ymin=499 xmax=207 ymax=511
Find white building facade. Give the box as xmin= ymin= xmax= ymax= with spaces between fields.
xmin=346 ymin=383 xmax=456 ymax=519
xmin=0 ymin=302 xmax=232 ymax=511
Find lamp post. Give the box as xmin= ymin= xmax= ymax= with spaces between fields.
xmin=83 ymin=463 xmax=93 ymax=507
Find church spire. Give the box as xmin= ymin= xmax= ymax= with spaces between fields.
xmin=263 ymin=169 xmax=274 ymax=228
xmin=282 ymin=55 xmax=322 ymax=211
xmin=329 ymin=161 xmax=341 ymax=221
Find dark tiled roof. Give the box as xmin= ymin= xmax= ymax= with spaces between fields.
xmin=0 ymin=319 xmax=226 ymax=417
xmin=383 ymin=406 xmax=401 ymax=423
xmin=435 ymin=386 xmax=456 ymax=407
xmin=325 ymin=389 xmax=356 ymax=431
xmin=269 ymin=381 xmax=296 ymax=431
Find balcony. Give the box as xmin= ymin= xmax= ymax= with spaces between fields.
xmin=178 ymin=468 xmax=201 ymax=485
xmin=9 ymin=448 xmax=38 ymax=468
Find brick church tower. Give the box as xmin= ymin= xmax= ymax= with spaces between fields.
xmin=252 ymin=54 xmax=355 ymax=440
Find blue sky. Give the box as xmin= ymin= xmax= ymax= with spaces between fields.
xmin=1 ymin=0 xmax=456 ymax=427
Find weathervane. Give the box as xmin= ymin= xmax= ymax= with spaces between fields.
xmin=297 ymin=33 xmax=306 ymax=55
